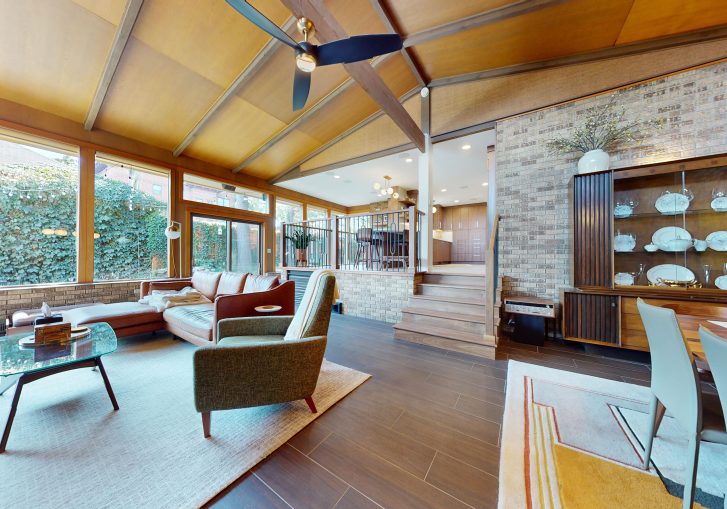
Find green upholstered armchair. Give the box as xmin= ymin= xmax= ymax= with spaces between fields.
xmin=192 ymin=272 xmax=336 ymax=438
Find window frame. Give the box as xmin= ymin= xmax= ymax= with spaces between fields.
xmin=182 ymin=172 xmax=270 ymax=216
xmin=190 ymin=213 xmax=263 ymax=274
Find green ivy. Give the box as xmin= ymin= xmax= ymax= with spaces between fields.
xmin=0 ymin=163 xmax=168 ymax=286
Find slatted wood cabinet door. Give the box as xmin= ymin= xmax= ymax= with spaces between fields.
xmin=573 ymin=172 xmax=613 ymax=287
xmin=564 ymin=292 xmax=620 ymax=344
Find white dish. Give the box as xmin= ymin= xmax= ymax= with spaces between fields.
xmin=655 ymin=192 xmax=691 ymax=215
xmin=644 ymin=243 xmax=659 ymax=252
xmin=716 ymin=275 xmax=727 ymax=290
xmin=694 ymin=240 xmax=707 ymax=252
xmin=614 ymin=272 xmax=635 ymax=286
xmin=647 ymin=264 xmax=696 ymax=285
xmin=614 ymin=234 xmax=636 ymax=252
xmin=711 ymin=196 xmax=727 ymax=212
xmin=706 ymin=231 xmax=727 ymax=251
xmin=614 ymin=204 xmax=634 ymax=218
xmin=652 ymin=226 xmax=692 ymax=251
xmin=661 ymin=238 xmax=692 ymax=252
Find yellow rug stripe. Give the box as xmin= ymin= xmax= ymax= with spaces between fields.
xmin=552 ymin=444 xmax=707 ymax=509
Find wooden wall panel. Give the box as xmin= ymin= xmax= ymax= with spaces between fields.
xmin=573 ymin=172 xmax=612 ymax=288
xmin=616 ymin=0 xmax=727 ymax=44
xmin=300 ymin=95 xmax=420 ymax=171
xmin=564 ymin=292 xmax=620 ymax=344
xmin=430 ymin=39 xmax=727 ymax=136
xmin=412 ymin=0 xmax=633 ymax=80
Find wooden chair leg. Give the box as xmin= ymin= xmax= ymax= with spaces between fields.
xmin=654 ymin=399 xmax=666 ymax=436
xmin=304 ymin=397 xmax=317 ymax=414
xmin=201 ymin=412 xmax=211 ymax=438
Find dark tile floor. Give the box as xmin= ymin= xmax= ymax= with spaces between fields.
xmin=205 ymin=314 xmax=659 ymax=509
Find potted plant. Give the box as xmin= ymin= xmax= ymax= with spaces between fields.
xmin=286 ymin=229 xmax=313 ymax=265
xmin=547 ymin=96 xmax=664 ymax=174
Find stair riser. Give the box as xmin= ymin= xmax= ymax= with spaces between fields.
xmin=418 ymin=285 xmax=485 ymax=300
xmin=401 ymin=312 xmax=485 ymax=335
xmin=423 ymin=274 xmax=486 ymax=286
xmin=394 ymin=330 xmax=495 ymax=359
xmin=410 ymin=298 xmax=486 ymax=315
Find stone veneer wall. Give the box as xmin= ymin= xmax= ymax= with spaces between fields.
xmin=335 ymin=271 xmax=418 ymax=323
xmin=0 ymin=281 xmax=141 ymax=322
xmin=496 ymin=61 xmax=727 ymax=302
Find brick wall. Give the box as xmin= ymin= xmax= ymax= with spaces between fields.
xmin=496 ymin=61 xmax=727 ymax=302
xmin=335 ymin=271 xmax=418 ymax=323
xmin=0 ymin=281 xmax=141 ymax=322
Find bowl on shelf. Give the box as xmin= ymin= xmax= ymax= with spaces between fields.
xmin=694 ymin=240 xmax=708 ymax=252
xmin=661 ymin=238 xmax=693 ymax=252
xmin=644 ymin=243 xmax=659 ymax=252
xmin=716 ymin=275 xmax=727 ymax=290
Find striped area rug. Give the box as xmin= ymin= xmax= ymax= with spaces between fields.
xmin=498 ymin=360 xmax=725 ymax=509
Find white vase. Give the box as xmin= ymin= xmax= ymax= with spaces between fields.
xmin=577 ymin=149 xmax=610 ymax=174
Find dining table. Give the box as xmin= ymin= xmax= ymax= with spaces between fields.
xmin=676 ymin=315 xmax=727 ymax=372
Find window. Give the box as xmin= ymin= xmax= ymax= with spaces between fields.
xmin=276 ymin=199 xmax=303 ymax=268
xmin=183 ymin=174 xmax=269 ymax=214
xmin=0 ymin=135 xmax=79 ymax=287
xmin=307 ymin=205 xmax=328 ymax=220
xmin=94 ymin=155 xmax=170 ymax=281
xmin=191 ymin=215 xmax=261 ymax=274
xmin=331 ymin=209 xmax=346 ymax=217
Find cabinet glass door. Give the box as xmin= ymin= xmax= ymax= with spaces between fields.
xmin=613 ymin=166 xmax=727 ymax=291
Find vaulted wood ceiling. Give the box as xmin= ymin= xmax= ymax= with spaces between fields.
xmin=1 ymin=0 xmax=726 ymax=182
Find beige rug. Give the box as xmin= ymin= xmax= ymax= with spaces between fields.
xmin=0 ymin=336 xmax=370 ymax=508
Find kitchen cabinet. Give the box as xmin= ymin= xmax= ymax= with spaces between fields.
xmin=438 ymin=203 xmax=487 ymax=262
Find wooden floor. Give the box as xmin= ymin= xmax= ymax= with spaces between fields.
xmin=205 ymin=314 xmax=658 ymax=509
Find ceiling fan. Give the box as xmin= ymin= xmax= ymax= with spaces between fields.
xmin=226 ymin=0 xmax=403 ymax=111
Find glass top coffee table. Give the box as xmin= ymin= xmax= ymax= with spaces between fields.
xmin=0 ymin=322 xmax=119 ymax=453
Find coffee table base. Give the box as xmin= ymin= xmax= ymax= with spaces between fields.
xmin=1 ymin=356 xmax=118 ymax=453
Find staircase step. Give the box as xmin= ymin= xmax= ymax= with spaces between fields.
xmin=402 ymin=307 xmax=485 ymax=323
xmin=401 ymin=310 xmax=486 ymax=335
xmin=409 ymin=295 xmax=486 ymax=315
xmin=394 ymin=328 xmax=496 ymax=359
xmin=393 ymin=321 xmax=494 ymax=347
xmin=423 ymin=273 xmax=486 ymax=286
xmin=417 ymin=283 xmax=485 ymax=299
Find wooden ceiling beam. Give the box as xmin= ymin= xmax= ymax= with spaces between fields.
xmin=172 ymin=17 xmax=297 ymax=157
xmin=428 ymin=24 xmax=727 ymax=88
xmin=280 ymin=0 xmax=424 ymax=152
xmin=84 ymin=0 xmax=145 ymax=130
xmin=271 ymin=87 xmax=420 ymax=184
xmin=232 ymin=53 xmax=393 ymax=173
xmin=403 ymin=0 xmax=567 ymax=48
xmin=369 ymin=0 xmax=427 ymax=86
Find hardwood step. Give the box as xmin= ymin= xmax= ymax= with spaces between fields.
xmin=422 ymin=273 xmax=486 ymax=286
xmin=409 ymin=295 xmax=486 ymax=315
xmin=417 ymin=284 xmax=485 ymax=300
xmin=393 ymin=321 xmax=494 ymax=347
xmin=402 ymin=307 xmax=485 ymax=323
xmin=401 ymin=309 xmax=486 ymax=335
xmin=394 ymin=329 xmax=496 ymax=359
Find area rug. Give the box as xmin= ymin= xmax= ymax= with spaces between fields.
xmin=0 ymin=336 xmax=370 ymax=508
xmin=498 ymin=360 xmax=726 ymax=509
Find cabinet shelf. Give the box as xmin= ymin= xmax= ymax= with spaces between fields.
xmin=614 ymin=208 xmax=726 ymax=220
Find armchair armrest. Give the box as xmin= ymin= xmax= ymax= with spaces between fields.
xmin=140 ymin=279 xmax=192 ymax=298
xmin=217 ymin=316 xmax=294 ymax=340
xmin=193 ymin=336 xmax=327 ymax=412
xmin=212 ymin=281 xmax=295 ymax=339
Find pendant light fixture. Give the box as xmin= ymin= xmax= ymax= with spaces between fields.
xmin=372 ymin=175 xmax=400 ymax=199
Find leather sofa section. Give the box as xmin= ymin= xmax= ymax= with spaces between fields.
xmin=64 ymin=302 xmax=163 ymax=329
xmin=163 ymin=303 xmax=214 ymax=342
xmin=216 ymin=272 xmax=248 ymax=296
xmin=243 ymin=274 xmax=279 ymax=293
xmin=191 ymin=271 xmax=222 ymax=300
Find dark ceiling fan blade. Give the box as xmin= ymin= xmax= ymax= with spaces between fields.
xmin=226 ymin=0 xmax=300 ymax=50
xmin=293 ymin=67 xmax=311 ymax=111
xmin=316 ymin=34 xmax=403 ymax=66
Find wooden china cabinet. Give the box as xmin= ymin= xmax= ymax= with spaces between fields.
xmin=563 ymin=154 xmax=727 ymax=352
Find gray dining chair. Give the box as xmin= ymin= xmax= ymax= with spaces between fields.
xmin=637 ymin=299 xmax=726 ymax=509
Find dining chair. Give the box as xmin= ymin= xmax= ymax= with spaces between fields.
xmin=636 ymin=298 xmax=706 ymax=509
xmin=698 ymin=326 xmax=727 ymax=436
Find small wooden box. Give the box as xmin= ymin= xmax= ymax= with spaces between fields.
xmin=34 ymin=322 xmax=72 ymax=344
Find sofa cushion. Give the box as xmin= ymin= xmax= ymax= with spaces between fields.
xmin=63 ymin=302 xmax=163 ymax=329
xmin=216 ymin=272 xmax=248 ymax=297
xmin=191 ymin=271 xmax=222 ymax=300
xmin=163 ymin=303 xmax=214 ymax=341
xmin=217 ymin=335 xmax=285 ymax=346
xmin=243 ymin=274 xmax=279 ymax=294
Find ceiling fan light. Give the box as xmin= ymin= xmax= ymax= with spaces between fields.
xmin=296 ymin=53 xmax=317 ymax=72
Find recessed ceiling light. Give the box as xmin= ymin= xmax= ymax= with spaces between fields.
xmin=441 ymin=188 xmax=447 ymax=192
xmin=482 ymin=182 xmax=488 ymax=186
xmin=333 ymin=175 xmax=340 ymax=179
xmin=454 ymin=199 xmax=460 ymax=203
xmin=462 ymin=144 xmax=471 ymax=150
xmin=405 ymin=158 xmax=413 ymax=163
